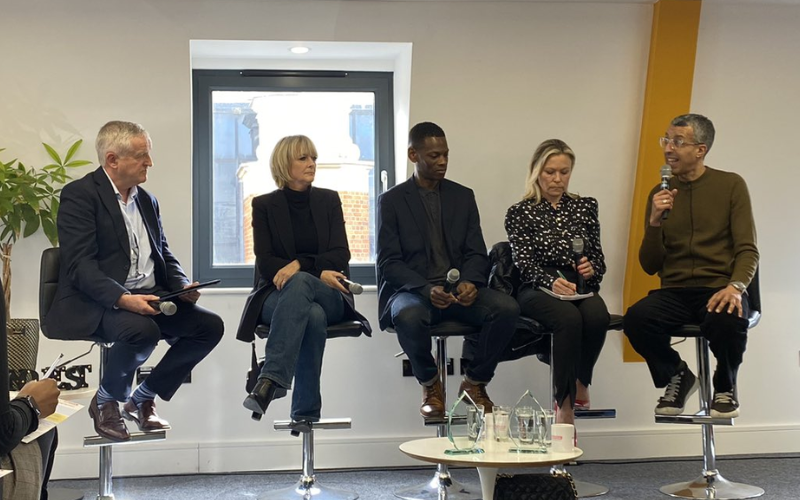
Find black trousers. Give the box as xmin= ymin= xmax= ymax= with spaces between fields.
xmin=624 ymin=287 xmax=749 ymax=393
xmin=96 ymin=302 xmax=224 ymax=401
xmin=517 ymin=287 xmax=609 ymax=407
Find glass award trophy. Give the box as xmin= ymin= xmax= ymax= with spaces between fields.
xmin=444 ymin=390 xmax=485 ymax=455
xmin=509 ymin=389 xmax=548 ymax=453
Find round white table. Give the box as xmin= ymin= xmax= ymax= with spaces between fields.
xmin=400 ymin=436 xmax=582 ymax=500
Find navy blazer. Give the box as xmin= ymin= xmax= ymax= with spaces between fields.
xmin=235 ymin=186 xmax=371 ymax=343
xmin=376 ymin=177 xmax=490 ymax=330
xmin=44 ymin=167 xmax=189 ymax=340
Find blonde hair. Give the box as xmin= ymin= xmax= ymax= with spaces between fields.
xmin=96 ymin=120 xmax=150 ymax=165
xmin=523 ymin=139 xmax=577 ymax=203
xmin=270 ymin=135 xmax=318 ymax=189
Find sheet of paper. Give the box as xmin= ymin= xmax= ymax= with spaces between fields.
xmin=21 ymin=399 xmax=84 ymax=444
xmin=538 ymin=286 xmax=595 ymax=301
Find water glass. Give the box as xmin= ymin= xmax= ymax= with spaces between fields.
xmin=467 ymin=404 xmax=484 ymax=441
xmin=537 ymin=409 xmax=555 ymax=447
xmin=515 ymin=406 xmax=536 ymax=444
xmin=492 ymin=405 xmax=511 ymax=441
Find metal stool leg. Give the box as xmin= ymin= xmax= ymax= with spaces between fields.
xmin=261 ymin=425 xmax=358 ymax=500
xmin=395 ymin=337 xmax=480 ymax=500
xmin=660 ymin=338 xmax=763 ymax=499
xmin=97 ymin=345 xmax=115 ymax=500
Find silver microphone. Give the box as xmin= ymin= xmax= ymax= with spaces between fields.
xmin=660 ymin=164 xmax=672 ymax=221
xmin=572 ymin=237 xmax=586 ymax=295
xmin=340 ymin=278 xmax=364 ymax=295
xmin=443 ymin=268 xmax=460 ymax=294
xmin=150 ymin=300 xmax=177 ymax=316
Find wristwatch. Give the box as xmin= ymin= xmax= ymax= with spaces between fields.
xmin=729 ymin=281 xmax=746 ymax=293
xmin=13 ymin=394 xmax=41 ymax=419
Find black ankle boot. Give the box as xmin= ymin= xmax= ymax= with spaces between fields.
xmin=243 ymin=378 xmax=285 ymax=415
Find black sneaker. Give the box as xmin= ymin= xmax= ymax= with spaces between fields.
xmin=710 ymin=391 xmax=740 ymax=418
xmin=655 ymin=362 xmax=699 ymax=415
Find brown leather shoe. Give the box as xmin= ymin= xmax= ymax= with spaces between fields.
xmin=421 ymin=381 xmax=445 ymax=418
xmin=88 ymin=394 xmax=130 ymax=442
xmin=459 ymin=380 xmax=494 ymax=412
xmin=122 ymin=399 xmax=171 ymax=432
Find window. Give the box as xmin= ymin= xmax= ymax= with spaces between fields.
xmin=192 ymin=70 xmax=394 ymax=287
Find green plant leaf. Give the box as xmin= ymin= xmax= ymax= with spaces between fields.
xmin=23 ymin=211 xmax=40 ymax=237
xmin=63 ymin=139 xmax=83 ymax=163
xmin=42 ymin=143 xmax=62 ymax=164
xmin=65 ymin=160 xmax=92 ymax=168
xmin=41 ymin=215 xmax=58 ymax=246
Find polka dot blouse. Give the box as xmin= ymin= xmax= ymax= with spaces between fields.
xmin=505 ymin=194 xmax=606 ymax=290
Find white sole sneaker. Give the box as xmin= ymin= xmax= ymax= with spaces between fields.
xmin=654 ymin=377 xmax=700 ymax=416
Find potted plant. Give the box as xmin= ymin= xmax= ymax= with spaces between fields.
xmin=0 ymin=140 xmax=90 ymax=382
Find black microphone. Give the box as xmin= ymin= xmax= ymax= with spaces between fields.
xmin=660 ymin=164 xmax=672 ymax=221
xmin=572 ymin=238 xmax=586 ymax=295
xmin=339 ymin=278 xmax=364 ymax=295
xmin=443 ymin=268 xmax=460 ymax=294
xmin=150 ymin=300 xmax=177 ymax=316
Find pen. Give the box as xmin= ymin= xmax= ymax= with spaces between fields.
xmin=43 ymin=353 xmax=64 ymax=379
xmin=557 ymin=270 xmax=568 ymax=281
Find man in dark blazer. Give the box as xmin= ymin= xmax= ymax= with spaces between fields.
xmin=377 ymin=122 xmax=518 ymax=418
xmin=44 ymin=121 xmax=223 ymax=441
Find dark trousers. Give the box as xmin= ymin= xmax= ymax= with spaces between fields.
xmin=97 ymin=302 xmax=224 ymax=401
xmin=517 ymin=287 xmax=609 ymax=407
xmin=390 ymin=288 xmax=519 ymax=384
xmin=38 ymin=428 xmax=57 ymax=500
xmin=624 ymin=287 xmax=749 ymax=393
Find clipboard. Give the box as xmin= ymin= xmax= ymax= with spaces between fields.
xmin=158 ymin=279 xmax=221 ymax=301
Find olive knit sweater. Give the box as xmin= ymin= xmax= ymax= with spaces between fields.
xmin=639 ymin=166 xmax=758 ymax=289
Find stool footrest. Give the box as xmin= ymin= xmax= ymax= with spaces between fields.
xmin=273 ymin=418 xmax=351 ymax=431
xmin=84 ymin=430 xmax=166 ymax=447
xmin=655 ymin=413 xmax=733 ymax=426
xmin=575 ymin=408 xmax=616 ymax=419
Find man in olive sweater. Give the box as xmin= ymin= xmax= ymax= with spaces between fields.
xmin=625 ymin=113 xmax=758 ymax=418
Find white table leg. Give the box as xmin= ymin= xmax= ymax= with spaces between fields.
xmin=477 ymin=467 xmax=498 ymax=500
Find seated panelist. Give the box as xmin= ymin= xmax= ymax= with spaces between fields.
xmin=237 ymin=135 xmax=370 ymax=423
xmin=377 ymin=122 xmax=519 ymax=418
xmin=505 ymin=139 xmax=610 ymax=426
xmin=44 ymin=121 xmax=224 ymax=442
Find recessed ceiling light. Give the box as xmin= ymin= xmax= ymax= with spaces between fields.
xmin=290 ymin=46 xmax=310 ymax=55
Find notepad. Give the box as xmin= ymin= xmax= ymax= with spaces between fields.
xmin=539 ymin=287 xmax=595 ymax=301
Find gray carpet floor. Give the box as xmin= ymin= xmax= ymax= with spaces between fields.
xmin=50 ymin=455 xmax=800 ymax=499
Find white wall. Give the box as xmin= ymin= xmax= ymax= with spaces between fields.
xmin=1 ymin=0 xmax=798 ymax=480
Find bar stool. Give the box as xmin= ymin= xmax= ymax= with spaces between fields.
xmin=655 ymin=272 xmax=763 ymax=500
xmin=392 ymin=321 xmax=481 ymax=500
xmin=39 ymin=248 xmax=167 ymax=500
xmin=252 ymin=320 xmax=363 ymax=500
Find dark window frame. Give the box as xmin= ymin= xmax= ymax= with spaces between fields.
xmin=192 ymin=69 xmax=395 ymax=288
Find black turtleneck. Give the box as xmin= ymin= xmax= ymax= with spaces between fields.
xmin=282 ymin=188 xmax=319 ymax=274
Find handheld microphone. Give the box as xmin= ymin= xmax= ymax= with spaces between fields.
xmin=572 ymin=237 xmax=587 ymax=295
xmin=339 ymin=278 xmax=364 ymax=295
xmin=150 ymin=300 xmax=177 ymax=316
xmin=443 ymin=268 xmax=460 ymax=294
xmin=660 ymin=164 xmax=672 ymax=221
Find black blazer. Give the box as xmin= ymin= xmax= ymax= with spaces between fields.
xmin=376 ymin=177 xmax=490 ymax=330
xmin=235 ymin=186 xmax=371 ymax=342
xmin=44 ymin=167 xmax=189 ymax=340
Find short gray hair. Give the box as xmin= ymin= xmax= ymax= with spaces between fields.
xmin=671 ymin=114 xmax=715 ymax=155
xmin=95 ymin=121 xmax=150 ymax=165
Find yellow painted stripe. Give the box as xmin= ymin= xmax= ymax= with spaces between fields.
xmin=622 ymin=0 xmax=702 ymax=362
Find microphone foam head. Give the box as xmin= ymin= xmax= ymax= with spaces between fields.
xmin=349 ymin=282 xmax=364 ymax=295
xmin=661 ymin=164 xmax=672 ymax=178
xmin=572 ymin=237 xmax=584 ymax=254
xmin=446 ymin=268 xmax=460 ymax=283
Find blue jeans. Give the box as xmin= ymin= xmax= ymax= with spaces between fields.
xmin=259 ymin=272 xmax=345 ymax=421
xmin=390 ymin=288 xmax=519 ymax=384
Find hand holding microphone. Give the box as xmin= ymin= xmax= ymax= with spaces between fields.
xmin=442 ymin=268 xmax=460 ymax=294
xmin=571 ymin=237 xmax=587 ymax=295
xmin=431 ymin=269 xmax=460 ymax=309
xmin=149 ymin=300 xmax=177 ymax=316
xmin=339 ymin=277 xmax=364 ymax=295
xmin=651 ymin=165 xmax=677 ymax=226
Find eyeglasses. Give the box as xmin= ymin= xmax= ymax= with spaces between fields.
xmin=659 ymin=137 xmax=702 ymax=149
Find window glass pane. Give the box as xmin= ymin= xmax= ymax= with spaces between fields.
xmin=211 ymin=91 xmax=376 ymax=267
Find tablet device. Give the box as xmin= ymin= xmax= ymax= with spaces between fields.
xmin=158 ymin=279 xmax=221 ymax=301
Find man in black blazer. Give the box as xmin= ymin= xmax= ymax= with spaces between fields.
xmin=377 ymin=122 xmax=518 ymax=418
xmin=44 ymin=121 xmax=223 ymax=441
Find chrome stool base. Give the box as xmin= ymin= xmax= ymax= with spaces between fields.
xmin=394 ymin=473 xmax=481 ymax=500
xmin=660 ymin=472 xmax=765 ymax=500
xmin=575 ymin=480 xmax=610 ymax=498
xmin=260 ymin=478 xmax=358 ymax=500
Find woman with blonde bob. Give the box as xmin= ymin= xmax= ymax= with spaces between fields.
xmin=236 ymin=135 xmax=370 ymax=424
xmin=505 ymin=139 xmax=609 ymax=426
